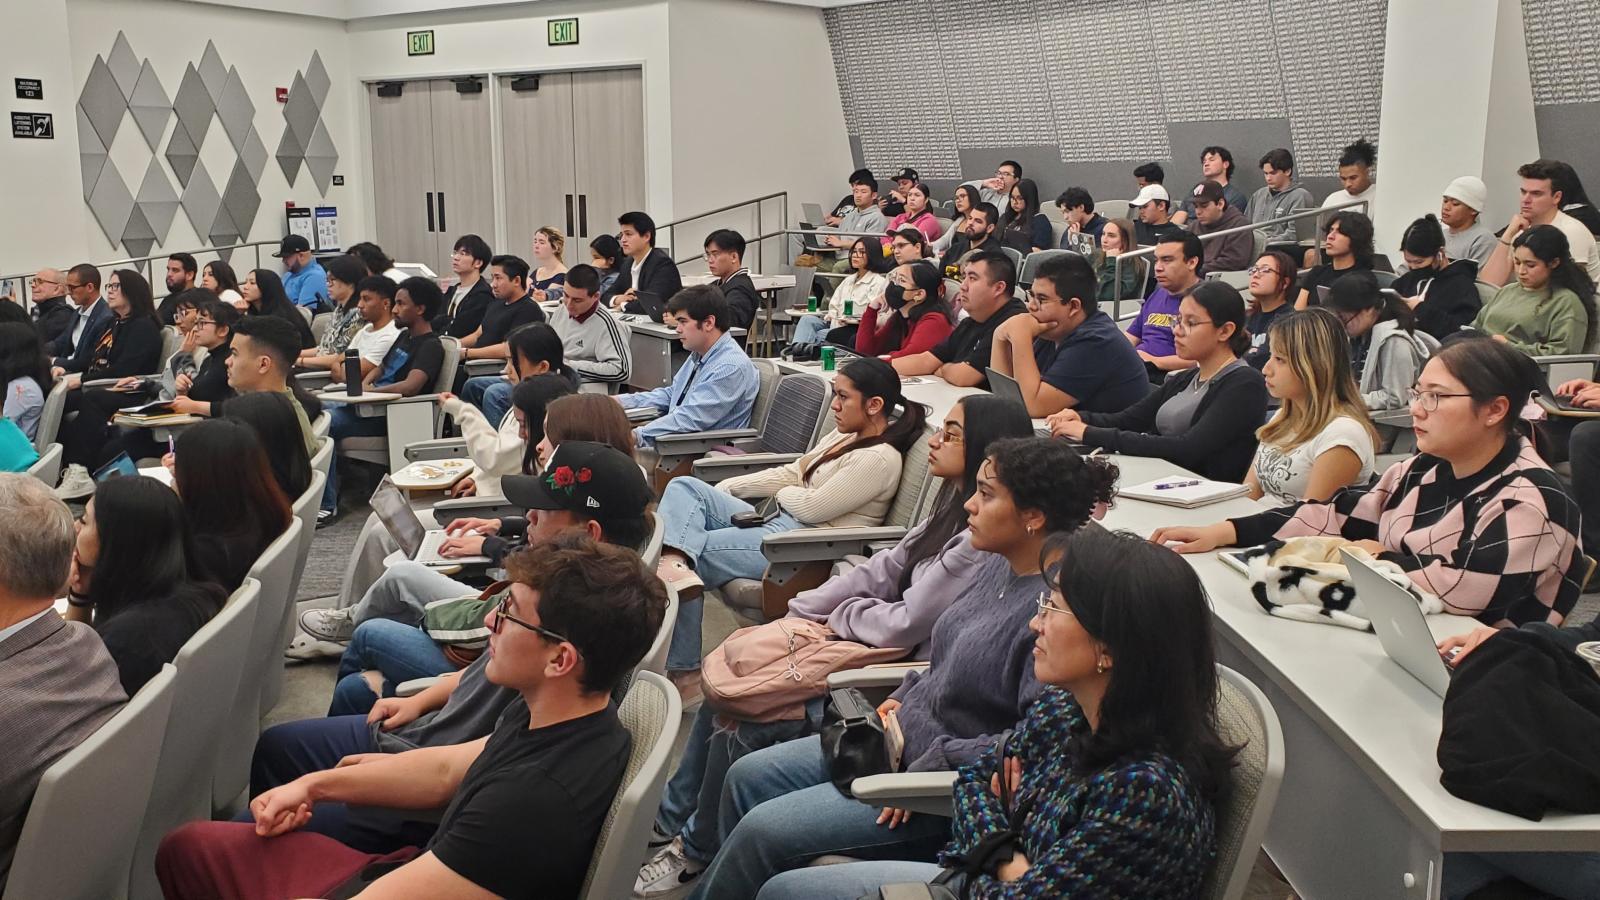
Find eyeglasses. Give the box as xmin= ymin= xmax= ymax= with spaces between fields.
xmin=1246 ymin=265 xmax=1279 ymax=277
xmin=106 ymin=282 xmax=122 ymax=292
xmin=30 ymin=276 xmax=59 ymax=286
xmin=1407 ymin=388 xmax=1473 ymax=412
xmin=490 ymin=595 xmax=579 ymax=653
xmin=193 ymin=318 xmax=217 ymax=328
xmin=1035 ymin=594 xmax=1071 ymax=617
xmin=1025 ymin=291 xmax=1062 ymax=308
xmin=935 ymin=424 xmax=964 ymax=444
xmin=1172 ymin=317 xmax=1213 ymax=332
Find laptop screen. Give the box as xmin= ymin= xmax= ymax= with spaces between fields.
xmin=368 ymin=478 xmax=426 ymax=557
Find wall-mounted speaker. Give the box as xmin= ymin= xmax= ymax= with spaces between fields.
xmin=510 ymin=75 xmax=542 ymax=92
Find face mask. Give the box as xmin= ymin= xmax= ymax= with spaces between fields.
xmin=886 ymin=283 xmax=909 ymax=310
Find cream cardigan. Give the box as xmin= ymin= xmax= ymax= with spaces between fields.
xmin=719 ymin=429 xmax=904 ymax=527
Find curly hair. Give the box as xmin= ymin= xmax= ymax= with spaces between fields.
xmin=986 ymin=437 xmax=1118 ymax=534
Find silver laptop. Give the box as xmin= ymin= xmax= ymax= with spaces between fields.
xmin=802 ymin=202 xmax=827 ymax=225
xmin=1341 ymin=550 xmax=1452 ymax=697
xmin=369 ymin=477 xmax=492 ymax=567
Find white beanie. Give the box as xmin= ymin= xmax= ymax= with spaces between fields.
xmin=1442 ymin=176 xmax=1488 ymax=213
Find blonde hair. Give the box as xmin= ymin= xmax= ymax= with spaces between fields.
xmin=1256 ymin=309 xmax=1379 ymax=451
xmin=535 ymin=226 xmax=566 ymax=259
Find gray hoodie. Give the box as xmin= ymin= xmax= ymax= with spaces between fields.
xmin=1360 ymin=319 xmax=1440 ymax=411
xmin=1248 ymin=184 xmax=1314 ymax=243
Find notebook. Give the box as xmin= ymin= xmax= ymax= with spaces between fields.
xmin=1119 ymin=476 xmax=1249 ymax=508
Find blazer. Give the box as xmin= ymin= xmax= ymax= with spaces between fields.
xmin=612 ymin=248 xmax=685 ymax=312
xmin=50 ymin=298 xmax=114 ymax=368
xmin=67 ymin=315 xmax=164 ymax=380
xmin=0 ymin=612 xmax=126 ymax=884
xmin=435 ymin=277 xmax=494 ymax=339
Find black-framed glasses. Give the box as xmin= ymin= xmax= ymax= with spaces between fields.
xmin=491 ymin=595 xmax=579 ymax=653
xmin=1407 ymin=388 xmax=1473 ymax=412
xmin=193 ymin=318 xmax=217 ymax=328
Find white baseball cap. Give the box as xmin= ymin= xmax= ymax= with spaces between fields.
xmin=1131 ymin=184 xmax=1170 ymax=207
xmin=1442 ymin=176 xmax=1487 ymax=213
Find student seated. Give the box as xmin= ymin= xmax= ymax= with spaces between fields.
xmin=0 ymin=474 xmax=126 ymax=889
xmin=320 ymin=277 xmax=447 ymax=522
xmin=29 ymin=267 xmax=76 ymax=347
xmin=999 ymin=178 xmax=1051 ymax=254
xmin=320 ymin=276 xmax=400 ymax=385
xmin=155 ymin=533 xmax=667 ymax=900
xmin=814 ymin=170 xmax=888 ymax=281
xmin=201 ymin=260 xmax=245 ymax=309
xmin=929 ymin=184 xmax=980 ymax=257
xmin=855 ymin=262 xmax=956 ymax=360
xmin=608 ymin=211 xmax=684 ymax=313
xmin=1321 ymin=270 xmax=1440 ymax=413
xmin=55 ymin=270 xmax=165 ymax=472
xmin=528 ymin=226 xmax=569 ymax=301
xmin=1439 ymin=176 xmax=1497 ymax=266
xmin=1242 ymin=251 xmax=1298 ymax=368
xmin=1391 ymin=214 xmax=1482 ymax=340
xmin=989 ymin=253 xmax=1149 ymax=418
xmin=670 ymin=438 xmax=1116 ymax=900
xmin=1125 ymin=232 xmax=1204 ymax=383
xmin=170 ymin=419 xmax=293 ymax=591
xmin=457 ymin=254 xmax=545 ymax=372
xmin=447 ymin=327 xmax=575 ymax=498
xmin=1056 ymin=186 xmax=1109 ymax=244
xmin=1545 ymin=377 xmax=1600 ymax=562
xmin=634 ymin=398 xmax=1042 ymax=896
xmin=881 ymin=183 xmax=943 ymax=246
xmin=704 ymin=229 xmax=759 ymax=332
xmin=1295 ymin=210 xmax=1375 ymax=309
xmin=891 ymin=249 xmax=1026 ymax=388
xmin=0 ymin=321 xmax=51 ymax=442
xmin=1248 ymin=148 xmax=1313 ymax=246
xmin=435 ymin=234 xmax=493 ymax=338
xmin=753 ymin=527 xmax=1230 ymax=900
xmin=1248 ymin=310 xmax=1377 ymax=504
xmin=1186 ymin=181 xmax=1253 ymax=273
xmin=210 ymin=315 xmax=323 ymax=457
xmin=1479 ymin=159 xmax=1600 ymax=288
xmin=63 ymin=476 xmax=226 ymax=695
xmin=1472 ymin=224 xmax=1598 ymax=357
xmin=295 ymin=255 xmax=367 ymax=369
xmin=1093 ymin=217 xmax=1142 ymax=304
xmin=47 ymin=263 xmax=112 ymax=371
xmin=589 ymin=234 xmax=624 ymax=297
xmin=241 ymin=269 xmax=315 ymax=350
xmin=1051 ymin=281 xmax=1268 ymax=482
xmin=790 ymin=237 xmax=891 ymax=354
xmin=1154 ymin=338 xmax=1585 ymax=627
xmin=651 ymin=358 xmax=926 ymax=697
xmin=615 ymin=286 xmax=758 ymax=456
xmin=221 ymin=390 xmax=314 ymax=500
xmin=935 ymin=203 xmax=999 ymax=277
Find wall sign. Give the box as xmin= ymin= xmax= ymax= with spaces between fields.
xmin=11 ymin=112 xmax=53 ymax=139
xmin=407 ymin=30 xmax=435 ymax=56
xmin=15 ymin=78 xmax=42 ymax=100
xmin=548 ymin=17 xmax=579 ymax=46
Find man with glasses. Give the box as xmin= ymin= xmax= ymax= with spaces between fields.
xmin=26 ymin=268 xmax=75 ymax=346
xmin=964 ymin=160 xmax=1022 ymax=208
xmin=157 ymin=524 xmax=666 ymax=900
xmin=1127 ymin=232 xmax=1203 ymax=384
xmin=48 ymin=263 xmax=112 ymax=368
xmin=703 ymin=229 xmax=757 ymax=332
xmin=990 ymin=254 xmax=1149 ymax=417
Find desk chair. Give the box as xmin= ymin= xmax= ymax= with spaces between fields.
xmin=335 ymin=336 xmax=462 ymax=473
xmin=1251 ymin=230 xmax=1269 ymax=262
xmin=3 ymin=665 xmax=177 ymax=900
xmin=79 ymin=326 xmax=183 ymax=392
xmin=33 ymin=377 xmax=70 ymax=453
xmin=310 ymin=312 xmax=335 ymax=345
xmin=1095 ymin=199 xmax=1130 ymax=219
xmin=130 ymin=580 xmax=261 ymax=900
xmin=311 ymin=434 xmax=333 ymax=480
xmin=1208 ymin=269 xmax=1252 ymax=291
xmin=1000 ymin=246 xmax=1024 ymax=273
xmin=26 ymin=442 xmax=62 ymax=486
xmin=1474 ymin=280 xmax=1498 ymax=307
xmin=651 ymin=363 xmax=826 ymax=479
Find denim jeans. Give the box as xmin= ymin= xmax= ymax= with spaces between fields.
xmin=1443 ymin=850 xmax=1600 ymax=899
xmin=659 ymin=476 xmax=802 ymax=671
xmin=321 ymin=404 xmax=385 ymax=512
xmin=331 ymin=618 xmax=454 ymax=716
xmin=463 ymin=374 xmax=513 ymax=425
xmin=656 ymin=702 xmax=821 ymax=864
xmin=351 ymin=561 xmax=474 ymax=629
xmin=686 ymin=735 xmax=949 ymax=900
xmin=790 ymin=314 xmax=830 ymax=347
xmin=756 ymin=861 xmax=944 ymax=900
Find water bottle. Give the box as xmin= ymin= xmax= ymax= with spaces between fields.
xmin=343 ymin=349 xmax=361 ymax=397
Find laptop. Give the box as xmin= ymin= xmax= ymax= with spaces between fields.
xmin=633 ymin=290 xmax=668 ymax=323
xmin=93 ymin=452 xmax=139 ymax=482
xmin=1341 ymin=550 xmax=1452 ymax=697
xmin=369 ymin=477 xmax=492 ymax=567
xmin=802 ymin=202 xmax=827 ymax=225
xmin=986 ymin=368 xmax=1025 ymax=407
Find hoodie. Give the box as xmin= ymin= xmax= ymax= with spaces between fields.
xmin=1357 ymin=319 xmax=1439 ymax=411
xmin=1391 ymin=259 xmax=1482 ymax=341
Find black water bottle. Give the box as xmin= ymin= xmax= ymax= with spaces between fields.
xmin=343 ymin=349 xmax=361 ymax=397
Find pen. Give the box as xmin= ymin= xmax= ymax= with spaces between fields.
xmin=1155 ymin=480 xmax=1201 ymax=490
xmin=168 ymin=437 xmax=175 ymax=455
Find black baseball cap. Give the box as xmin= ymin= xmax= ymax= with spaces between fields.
xmin=892 ymin=168 xmax=919 ymax=184
xmin=272 ymin=234 xmax=312 ymax=257
xmin=1191 ymin=181 xmax=1226 ymax=205
xmin=503 ymin=441 xmax=653 ymax=520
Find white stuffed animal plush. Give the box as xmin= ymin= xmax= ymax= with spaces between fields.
xmin=1240 ymin=535 xmax=1444 ymax=630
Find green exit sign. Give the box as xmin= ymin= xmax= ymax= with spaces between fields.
xmin=548 ymin=17 xmax=579 ymax=46
xmin=407 ymin=30 xmax=435 ymax=56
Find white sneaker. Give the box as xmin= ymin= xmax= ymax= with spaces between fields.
xmin=284 ymin=632 xmax=347 ymax=662
xmin=54 ymin=464 xmax=95 ymax=501
xmin=633 ymin=837 xmax=704 ymax=898
xmin=299 ymin=606 xmax=358 ymax=643
xmin=655 ymin=556 xmax=704 ymax=599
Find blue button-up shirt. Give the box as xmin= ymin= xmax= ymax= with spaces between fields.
xmin=283 ymin=258 xmax=329 ymax=308
xmin=618 ymin=331 xmax=758 ymax=447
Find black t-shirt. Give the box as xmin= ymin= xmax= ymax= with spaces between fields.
xmin=377 ymin=330 xmax=446 ymax=391
xmin=1243 ymin=303 xmax=1290 ymax=369
xmin=426 ymin=703 xmax=631 ymax=899
xmin=930 ymin=298 xmax=1027 ymax=384
xmin=95 ymin=591 xmax=215 ymax=695
xmin=1134 ymin=220 xmax=1184 ymax=248
xmin=1298 ymin=262 xmax=1370 ymax=306
xmin=478 ymin=295 xmax=546 ymax=347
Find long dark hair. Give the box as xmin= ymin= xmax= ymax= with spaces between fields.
xmin=952 ymin=183 xmax=981 ymax=219
xmin=1045 ymin=526 xmax=1236 ymax=799
xmin=589 ymin=234 xmax=624 ymax=271
xmin=507 ymin=322 xmax=573 ymax=383
xmin=222 ymin=391 xmax=314 ymax=499
xmin=346 ymin=241 xmax=395 ymax=277
xmin=879 ymin=263 xmax=955 ymax=353
xmin=512 ymin=373 xmax=575 ymax=474
xmin=174 ymin=420 xmax=293 ymax=590
xmin=850 ymin=237 xmax=895 ymax=276
xmin=1323 ymin=269 xmax=1417 ymax=335
xmin=83 ymin=475 xmax=225 ymax=621
xmin=895 ymin=394 xmax=1034 ymax=596
xmin=1400 ymin=214 xmax=1447 ymax=260
xmin=249 ymin=269 xmax=295 ymax=317
xmin=1002 ymin=178 xmax=1042 ymax=234
xmin=1513 ymin=224 xmax=1599 ymax=350
xmin=204 ymin=260 xmax=240 ymax=296
xmin=804 ymin=357 xmax=927 ymax=482
xmin=1325 ymin=211 xmax=1375 ymax=269
xmin=0 ymin=321 xmax=50 ymax=392
xmin=113 ymin=269 xmax=156 ymax=321
xmin=1187 ymin=280 xmax=1252 ymax=357
xmin=1434 ymin=337 xmax=1545 ymax=438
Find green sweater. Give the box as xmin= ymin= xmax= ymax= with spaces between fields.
xmin=1473 ymin=282 xmax=1589 ymax=356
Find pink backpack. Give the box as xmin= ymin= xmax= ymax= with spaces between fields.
xmin=701 ymin=617 xmax=908 ymax=722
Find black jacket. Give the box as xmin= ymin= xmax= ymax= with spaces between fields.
xmin=717 ymin=271 xmax=759 ymax=331
xmin=33 ymin=296 xmax=77 ymax=348
xmin=1078 ymin=363 xmax=1268 ymax=482
xmin=436 ymin=277 xmax=494 ymax=339
xmin=1392 ymin=259 xmax=1481 ymax=340
xmin=611 ymin=248 xmax=684 ymax=312
xmin=51 ymin=298 xmax=115 ymax=367
xmin=65 ymin=315 xmax=163 ymax=380
xmin=938 ymin=234 xmax=997 ymax=276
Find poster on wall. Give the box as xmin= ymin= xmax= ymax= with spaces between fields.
xmin=314 ymin=206 xmax=340 ymax=251
xmin=286 ymin=207 xmax=314 ymax=245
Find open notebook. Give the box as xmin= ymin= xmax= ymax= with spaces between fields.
xmin=1119 ymin=476 xmax=1249 ymax=509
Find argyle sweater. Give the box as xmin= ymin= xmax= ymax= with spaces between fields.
xmin=941 ymin=688 xmax=1214 ymax=899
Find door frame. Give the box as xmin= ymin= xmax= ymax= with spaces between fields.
xmin=354 ymin=61 xmax=651 ymax=270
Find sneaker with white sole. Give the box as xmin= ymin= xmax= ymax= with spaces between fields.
xmin=284 ymin=632 xmax=347 ymax=661
xmin=54 ymin=464 xmax=95 ymax=501
xmin=299 ymin=606 xmax=358 ymax=643
xmin=646 ymin=824 xmax=676 ymax=850
xmin=655 ymin=556 xmax=704 ymax=599
xmin=633 ymin=837 xmax=704 ymax=898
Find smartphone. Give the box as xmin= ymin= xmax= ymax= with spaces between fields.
xmin=731 ymin=509 xmax=779 ymax=528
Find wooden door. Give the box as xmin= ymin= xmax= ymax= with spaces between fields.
xmin=427 ymin=79 xmax=498 ymax=269
xmin=498 ymin=73 xmax=579 ymax=265
xmin=571 ymin=68 xmax=646 ymax=258
xmin=366 ymin=82 xmax=438 ymax=269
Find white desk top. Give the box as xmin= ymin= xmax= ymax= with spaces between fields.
xmin=317 ymin=390 xmax=404 ymax=404
xmin=680 ymin=273 xmax=795 ymax=292
xmin=620 ymin=318 xmax=746 ymax=340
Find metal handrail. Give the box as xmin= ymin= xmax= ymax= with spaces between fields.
xmin=1 ymin=239 xmax=282 ymax=310
xmin=659 ymin=192 xmax=789 ymax=268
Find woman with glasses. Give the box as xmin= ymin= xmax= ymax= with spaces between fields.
xmin=1320 ymin=269 xmax=1439 ymax=413
xmin=787 ymin=237 xmax=892 ymax=356
xmin=1000 ymin=178 xmax=1052 ymax=255
xmin=753 ymin=527 xmax=1230 ymax=900
xmin=882 ymin=183 xmax=943 ymax=246
xmin=1155 ymin=338 xmax=1584 ymax=627
xmin=1472 ymin=224 xmax=1598 ymax=357
xmin=1048 ymin=281 xmax=1269 ymax=482
xmin=1243 ymin=250 xmax=1298 ymax=368
xmin=298 ymin=255 xmax=368 ymax=368
xmin=662 ymin=438 xmax=1117 ymax=900
xmin=641 ymin=396 xmax=1036 ymax=895
xmin=855 ymin=262 xmax=956 ymax=360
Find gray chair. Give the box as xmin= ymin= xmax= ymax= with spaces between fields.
xmin=1251 ymin=230 xmax=1268 ymax=262
xmin=311 ymin=434 xmax=333 ymax=481
xmin=311 ymin=410 xmax=331 ymax=442
xmin=1018 ymin=248 xmax=1074 ymax=287
xmin=654 ymin=367 xmax=830 ymax=476
xmin=1094 ymin=199 xmax=1130 ymax=218
xmin=130 ymin=580 xmax=261 ymax=900
xmin=1475 ymin=279 xmax=1499 ymax=307
xmin=310 ymin=312 xmax=335 ymax=345
xmin=1373 ymin=270 xmax=1397 ymax=289
xmin=33 ymin=377 xmax=70 ymax=453
xmin=260 ymin=474 xmax=324 ymax=718
xmin=1207 ymin=270 xmax=1252 ymax=291
xmin=3 ymin=665 xmax=178 ymax=900
xmin=26 ymin=442 xmax=62 ymax=487
xmin=999 ymin=246 xmax=1024 ymax=274
xmin=576 ymin=671 xmax=683 ymax=900
xmin=641 ymin=510 xmax=665 ymax=570
xmin=1202 ymin=667 xmax=1286 ymax=900
xmin=297 ymin=305 xmax=313 ymax=326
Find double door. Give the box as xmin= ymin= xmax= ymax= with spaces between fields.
xmin=367 ymin=78 xmax=497 ymax=271
xmin=499 ymin=68 xmax=646 ymax=265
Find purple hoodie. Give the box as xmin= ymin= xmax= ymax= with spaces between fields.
xmin=1126 ymin=287 xmax=1182 ymax=358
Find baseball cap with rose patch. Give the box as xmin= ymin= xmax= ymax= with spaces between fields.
xmin=502 ymin=441 xmax=654 ymax=519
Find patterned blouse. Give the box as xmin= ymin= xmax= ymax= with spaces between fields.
xmin=942 ymin=688 xmax=1215 ymax=899
xmin=1229 ymin=437 xmax=1584 ymax=626
xmin=315 ymin=306 xmax=365 ymax=356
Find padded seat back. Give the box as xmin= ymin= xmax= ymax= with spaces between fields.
xmin=35 ymin=377 xmax=70 ymax=451
xmin=1202 ymin=666 xmax=1285 ymax=900
xmin=885 ymin=421 xmax=938 ymax=529
xmin=759 ymin=372 xmax=830 ymax=454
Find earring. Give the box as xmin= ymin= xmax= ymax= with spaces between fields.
xmin=1025 ymin=524 xmax=1035 ymax=535
xmin=1095 ymin=659 xmax=1106 ymax=675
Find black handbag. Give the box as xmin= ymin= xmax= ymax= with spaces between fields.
xmin=820 ymin=687 xmax=892 ymax=798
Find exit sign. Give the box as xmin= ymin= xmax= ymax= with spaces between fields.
xmin=407 ymin=30 xmax=435 ymax=56
xmin=548 ymin=17 xmax=579 ymax=45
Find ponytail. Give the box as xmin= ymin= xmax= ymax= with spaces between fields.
xmin=803 ymin=357 xmax=928 ymax=482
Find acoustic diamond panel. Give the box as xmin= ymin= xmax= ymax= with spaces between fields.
xmin=275 ymin=53 xmax=339 ymax=193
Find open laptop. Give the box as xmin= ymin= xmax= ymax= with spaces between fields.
xmin=802 ymin=202 xmax=827 ymax=225
xmin=1341 ymin=550 xmax=1452 ymax=697
xmin=369 ymin=477 xmax=492 ymax=567
xmin=632 ymin=290 xmax=667 ymax=323
xmin=986 ymin=368 xmax=1025 ymax=407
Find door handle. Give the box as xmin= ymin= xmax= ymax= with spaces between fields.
xmin=565 ymin=194 xmax=574 ymax=237
xmin=437 ymin=192 xmax=446 ymax=232
xmin=426 ymin=192 xmax=435 ymax=232
xmin=579 ymin=194 xmax=588 ymax=238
